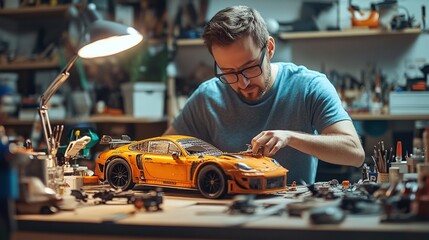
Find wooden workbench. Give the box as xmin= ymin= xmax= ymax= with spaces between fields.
xmin=11 ymin=187 xmax=429 ymax=240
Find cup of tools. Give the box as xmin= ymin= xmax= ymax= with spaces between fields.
xmin=377 ymin=172 xmax=389 ymax=184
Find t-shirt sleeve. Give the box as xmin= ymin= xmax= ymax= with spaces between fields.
xmin=171 ymin=87 xmax=210 ymax=138
xmin=306 ymin=75 xmax=351 ymax=133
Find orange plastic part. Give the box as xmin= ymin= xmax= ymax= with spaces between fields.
xmin=342 ymin=180 xmax=350 ymax=189
xmin=83 ymin=176 xmax=100 ymax=185
xmin=348 ymin=7 xmax=380 ymax=29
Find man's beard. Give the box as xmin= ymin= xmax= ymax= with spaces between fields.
xmin=238 ymin=61 xmax=272 ymax=103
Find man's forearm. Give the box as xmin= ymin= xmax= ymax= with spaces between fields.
xmin=288 ymin=131 xmax=365 ymax=167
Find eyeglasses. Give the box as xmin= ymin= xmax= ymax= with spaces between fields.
xmin=214 ymin=45 xmax=267 ymax=84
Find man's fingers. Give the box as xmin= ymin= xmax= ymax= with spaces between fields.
xmin=251 ymin=133 xmax=266 ymax=153
xmin=264 ymin=138 xmax=281 ymax=156
xmin=268 ymin=142 xmax=282 ymax=156
xmin=251 ymin=130 xmax=288 ymax=156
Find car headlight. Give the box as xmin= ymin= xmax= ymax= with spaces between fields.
xmin=271 ymin=159 xmax=281 ymax=166
xmin=236 ymin=162 xmax=254 ymax=170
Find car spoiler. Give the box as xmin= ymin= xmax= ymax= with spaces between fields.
xmin=99 ymin=135 xmax=133 ymax=145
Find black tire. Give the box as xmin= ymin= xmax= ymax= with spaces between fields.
xmin=197 ymin=165 xmax=227 ymax=199
xmin=40 ymin=205 xmax=59 ymax=214
xmin=106 ymin=158 xmax=135 ymax=190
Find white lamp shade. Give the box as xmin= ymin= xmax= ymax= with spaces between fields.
xmin=77 ymin=20 xmax=143 ymax=59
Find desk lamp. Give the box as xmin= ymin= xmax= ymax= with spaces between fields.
xmin=38 ymin=4 xmax=143 ymax=166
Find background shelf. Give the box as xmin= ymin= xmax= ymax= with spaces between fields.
xmin=0 ymin=5 xmax=72 ymax=19
xmin=278 ymin=28 xmax=422 ymax=40
xmin=349 ymin=113 xmax=429 ymax=121
xmin=0 ymin=59 xmax=59 ymax=71
xmin=174 ymin=28 xmax=422 ymax=46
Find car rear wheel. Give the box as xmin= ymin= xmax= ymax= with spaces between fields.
xmin=197 ymin=165 xmax=227 ymax=199
xmin=106 ymin=158 xmax=135 ymax=190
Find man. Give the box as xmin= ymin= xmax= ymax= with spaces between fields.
xmin=164 ymin=5 xmax=365 ymax=184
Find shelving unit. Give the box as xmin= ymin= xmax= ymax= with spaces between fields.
xmin=278 ymin=28 xmax=422 ymax=40
xmin=174 ymin=28 xmax=422 ymax=46
xmin=0 ymin=5 xmax=68 ymax=72
xmin=349 ymin=113 xmax=429 ymax=121
xmin=0 ymin=4 xmax=171 ymax=142
xmin=0 ymin=58 xmax=59 ymax=71
xmin=2 ymin=116 xmax=167 ymax=125
xmin=0 ymin=5 xmax=68 ymax=131
xmin=176 ymin=38 xmax=204 ymax=46
xmin=174 ymin=29 xmax=425 ymax=122
xmin=0 ymin=5 xmax=69 ymax=72
xmin=0 ymin=4 xmax=71 ymax=18
xmin=1 ymin=5 xmax=426 ymax=139
xmin=3 ymin=113 xmax=425 ymax=127
xmin=2 ymin=115 xmax=168 ymax=144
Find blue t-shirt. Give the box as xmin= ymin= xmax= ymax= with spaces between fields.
xmin=172 ymin=62 xmax=350 ymax=184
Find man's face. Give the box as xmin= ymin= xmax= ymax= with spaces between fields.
xmin=212 ymin=37 xmax=272 ymax=102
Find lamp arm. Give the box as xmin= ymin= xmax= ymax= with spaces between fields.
xmin=40 ymin=54 xmax=78 ymax=106
xmin=38 ymin=54 xmax=78 ymax=161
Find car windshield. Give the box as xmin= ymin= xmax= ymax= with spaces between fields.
xmin=177 ymin=138 xmax=223 ymax=156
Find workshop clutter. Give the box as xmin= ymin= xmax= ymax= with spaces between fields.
xmin=389 ymin=63 xmax=429 ymax=115
xmin=330 ymin=65 xmax=388 ymax=114
xmin=362 ymin=137 xmax=429 ymax=221
xmin=119 ymin=37 xmax=168 ymax=119
xmin=331 ymin=62 xmax=429 ymax=115
xmin=348 ymin=0 xmax=419 ymax=30
xmin=265 ymin=1 xmax=339 ymax=34
xmin=0 ymin=138 xmax=63 ymax=215
xmin=2 ymin=122 xmax=429 ymax=228
xmin=389 ymin=91 xmax=429 ymax=115
xmin=0 ymin=139 xmax=163 ymax=215
xmin=0 ymin=73 xmax=20 ymax=117
xmin=121 ymin=82 xmax=166 ymax=118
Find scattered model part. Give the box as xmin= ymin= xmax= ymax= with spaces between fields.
xmin=309 ymin=206 xmax=346 ymax=224
xmin=71 ymin=189 xmax=89 ymax=202
xmin=226 ymin=195 xmax=258 ymax=215
xmin=132 ymin=188 xmax=163 ymax=212
xmin=93 ymin=188 xmax=135 ymax=204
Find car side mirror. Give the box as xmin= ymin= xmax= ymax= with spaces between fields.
xmin=172 ymin=152 xmax=180 ymax=160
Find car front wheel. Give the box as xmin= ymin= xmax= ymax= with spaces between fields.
xmin=106 ymin=158 xmax=135 ymax=190
xmin=197 ymin=165 xmax=227 ymax=199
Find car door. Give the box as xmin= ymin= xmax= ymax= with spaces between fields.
xmin=142 ymin=140 xmax=187 ymax=184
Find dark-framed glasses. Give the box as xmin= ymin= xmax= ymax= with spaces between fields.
xmin=214 ymin=44 xmax=267 ymax=84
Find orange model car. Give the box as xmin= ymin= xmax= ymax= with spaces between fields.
xmin=94 ymin=135 xmax=288 ymax=199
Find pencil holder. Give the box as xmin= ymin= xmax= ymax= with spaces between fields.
xmin=377 ymin=173 xmax=389 ymax=184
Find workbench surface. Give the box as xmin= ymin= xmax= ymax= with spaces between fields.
xmin=11 ymin=187 xmax=429 ymax=240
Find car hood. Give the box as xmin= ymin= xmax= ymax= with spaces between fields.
xmin=217 ymin=153 xmax=282 ymax=172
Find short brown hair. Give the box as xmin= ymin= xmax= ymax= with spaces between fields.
xmin=202 ymin=6 xmax=269 ymax=54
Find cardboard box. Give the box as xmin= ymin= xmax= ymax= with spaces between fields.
xmin=389 ymin=91 xmax=429 ymax=115
xmin=121 ymin=82 xmax=166 ymax=118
